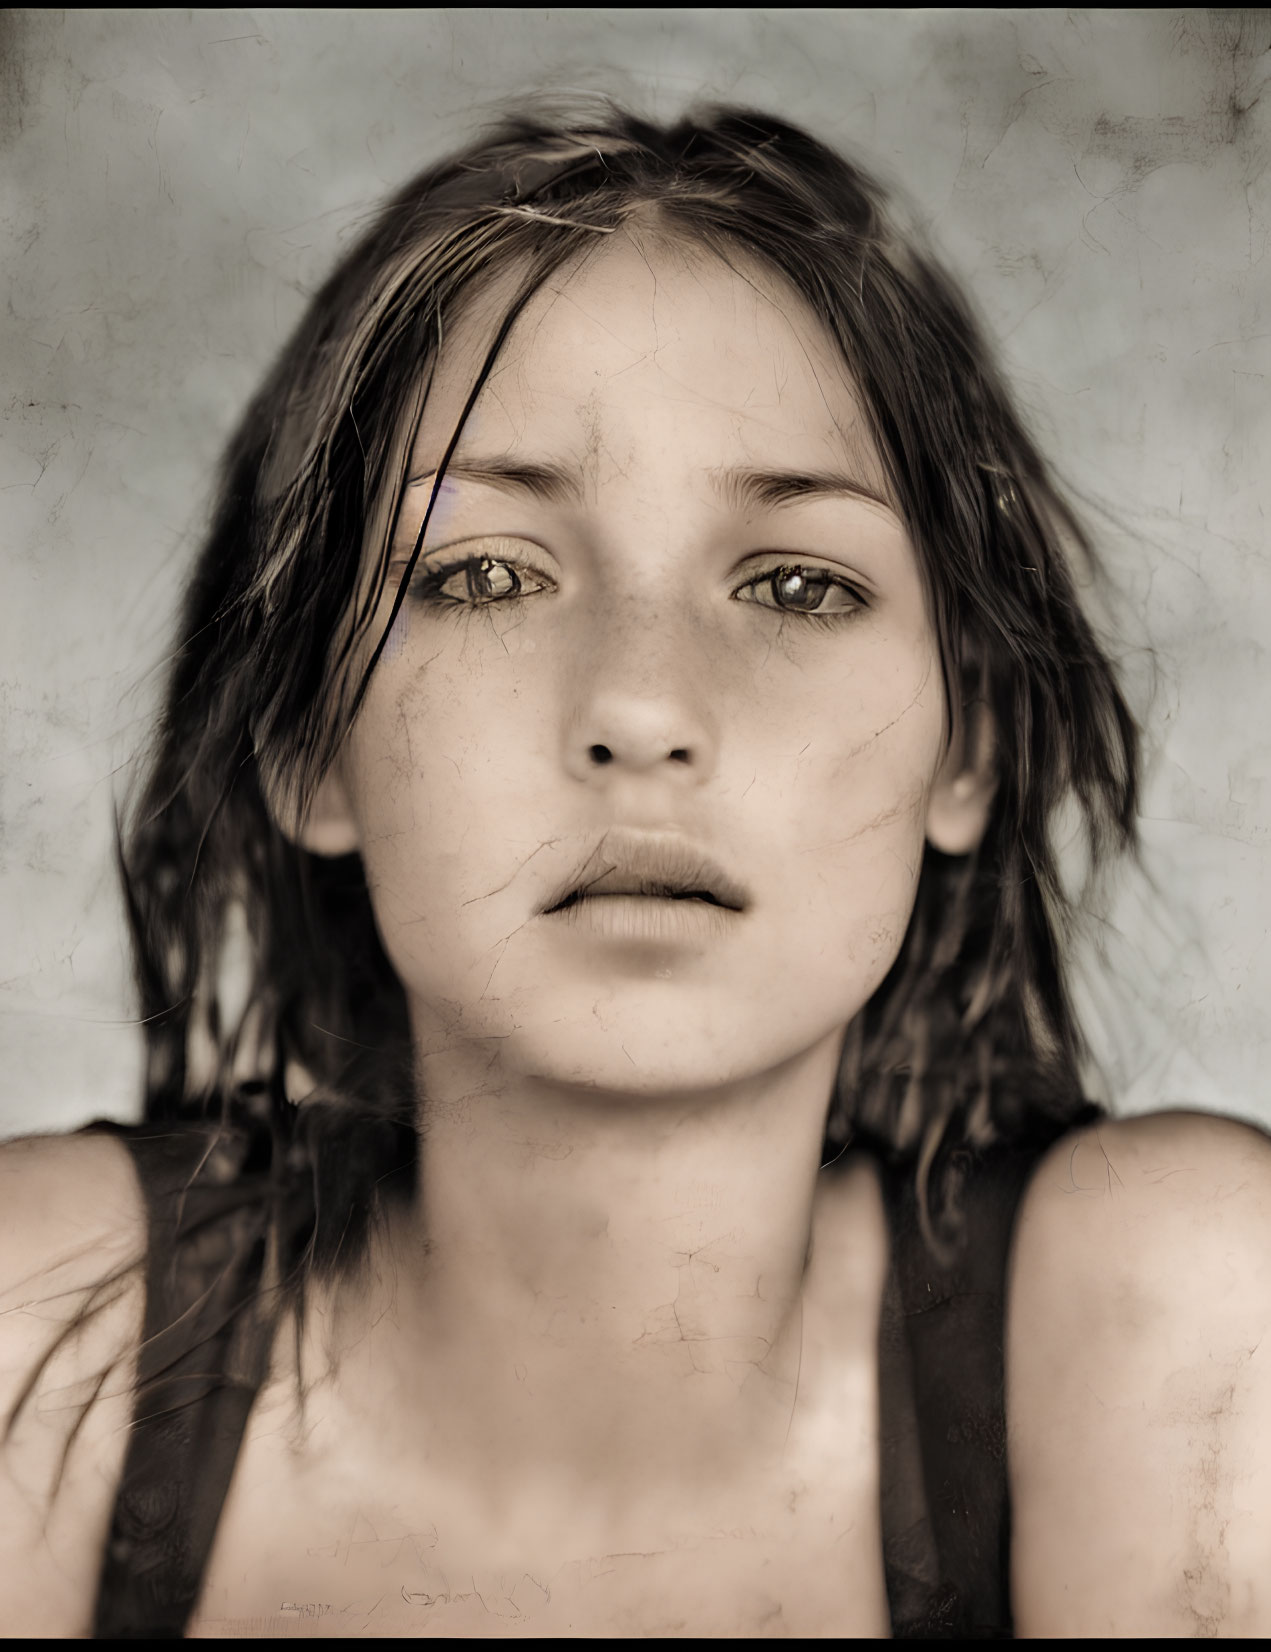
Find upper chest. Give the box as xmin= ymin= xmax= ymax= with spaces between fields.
xmin=186 ymin=1171 xmax=895 ymax=1639
xmin=186 ymin=1405 xmax=892 ymax=1639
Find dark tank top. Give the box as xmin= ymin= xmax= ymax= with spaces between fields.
xmin=85 ymin=1111 xmax=1092 ymax=1638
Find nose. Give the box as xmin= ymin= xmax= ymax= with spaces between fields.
xmin=563 ymin=608 xmax=720 ymax=785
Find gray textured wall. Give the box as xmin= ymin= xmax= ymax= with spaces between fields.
xmin=1 ymin=9 xmax=1268 ymax=1138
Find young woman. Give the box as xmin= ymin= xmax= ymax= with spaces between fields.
xmin=3 ymin=103 xmax=1270 ymax=1640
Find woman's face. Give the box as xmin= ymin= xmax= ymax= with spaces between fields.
xmin=316 ymin=233 xmax=969 ymax=1097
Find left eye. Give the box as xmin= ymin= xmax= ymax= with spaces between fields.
xmin=735 ymin=566 xmax=863 ymax=615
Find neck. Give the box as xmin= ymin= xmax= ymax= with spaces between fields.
xmin=309 ymin=1031 xmax=844 ymax=1529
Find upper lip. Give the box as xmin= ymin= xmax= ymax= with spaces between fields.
xmin=541 ymin=832 xmax=750 ymax=915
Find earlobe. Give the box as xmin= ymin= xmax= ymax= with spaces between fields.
xmin=298 ymin=767 xmax=362 ymax=856
xmin=265 ymin=761 xmax=362 ymax=858
xmin=925 ymin=709 xmax=997 ymax=857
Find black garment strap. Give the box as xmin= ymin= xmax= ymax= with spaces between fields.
xmin=875 ymin=1113 xmax=1100 ymax=1638
xmin=85 ymin=1121 xmax=279 ymax=1639
xmin=877 ymin=1243 xmax=944 ymax=1628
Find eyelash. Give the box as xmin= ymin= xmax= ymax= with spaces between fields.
xmin=406 ymin=554 xmax=869 ymax=625
xmin=733 ymin=565 xmax=868 ymax=627
xmin=408 ymin=554 xmax=551 ymax=609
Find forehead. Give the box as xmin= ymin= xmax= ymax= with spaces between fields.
xmin=411 ymin=231 xmax=887 ymax=496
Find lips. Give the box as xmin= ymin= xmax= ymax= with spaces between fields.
xmin=541 ymin=832 xmax=749 ymax=916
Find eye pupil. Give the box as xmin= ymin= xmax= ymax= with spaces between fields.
xmin=469 ymin=558 xmax=519 ymax=601
xmin=772 ymin=569 xmax=827 ymax=611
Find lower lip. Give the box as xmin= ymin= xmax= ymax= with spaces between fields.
xmin=541 ymin=895 xmax=741 ymax=943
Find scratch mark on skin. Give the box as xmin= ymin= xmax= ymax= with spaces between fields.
xmin=460 ymin=839 xmax=560 ymax=905
xmin=1057 ymin=1125 xmax=1126 ymax=1197
xmin=798 ymin=797 xmax=911 ymax=854
xmin=475 ymin=920 xmax=536 ymax=999
xmin=834 ymin=662 xmax=934 ymax=765
xmin=1090 ymin=1122 xmax=1127 ymax=1199
xmin=545 ymin=281 xmax=656 ymax=364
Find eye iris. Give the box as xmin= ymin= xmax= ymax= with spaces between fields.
xmin=772 ymin=569 xmax=828 ymax=611
xmin=469 ymin=558 xmax=519 ymax=601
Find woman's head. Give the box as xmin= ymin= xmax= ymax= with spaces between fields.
xmin=302 ymin=228 xmax=983 ymax=1106
xmin=124 ymin=103 xmax=1136 ymax=1250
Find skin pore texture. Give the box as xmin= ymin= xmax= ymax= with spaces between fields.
xmin=178 ymin=231 xmax=994 ymax=1635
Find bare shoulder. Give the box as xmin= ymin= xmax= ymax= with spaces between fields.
xmin=1011 ymin=1110 xmax=1271 ymax=1317
xmin=0 ymin=1130 xmax=147 ymax=1387
xmin=1008 ymin=1109 xmax=1271 ymax=1636
xmin=0 ymin=1130 xmax=147 ymax=1636
xmin=0 ymin=1128 xmax=146 ymax=1282
xmin=1018 ymin=1106 xmax=1271 ymax=1230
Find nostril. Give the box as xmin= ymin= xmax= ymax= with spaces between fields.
xmin=589 ymin=743 xmax=614 ymax=766
xmin=669 ymin=748 xmax=691 ymax=764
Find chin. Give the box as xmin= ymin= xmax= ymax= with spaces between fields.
xmin=459 ymin=985 xmax=845 ymax=1105
xmin=527 ymin=1038 xmax=757 ymax=1103
xmin=402 ymin=926 xmax=898 ymax=1104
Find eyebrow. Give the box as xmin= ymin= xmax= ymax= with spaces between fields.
xmin=407 ymin=457 xmax=893 ymax=513
xmin=709 ymin=465 xmax=892 ymax=514
xmin=408 ymin=458 xmax=583 ymax=508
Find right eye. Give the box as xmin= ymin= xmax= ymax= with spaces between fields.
xmin=412 ymin=555 xmax=554 ymax=608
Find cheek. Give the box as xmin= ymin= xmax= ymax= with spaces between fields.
xmin=336 ymin=603 xmax=617 ymax=1047
xmin=757 ymin=636 xmax=944 ymax=969
xmin=339 ymin=650 xmax=550 ymax=935
xmin=759 ymin=615 xmax=944 ymax=821
xmin=779 ymin=758 xmax=929 ymax=951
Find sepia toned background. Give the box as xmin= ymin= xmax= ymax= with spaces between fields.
xmin=1 ymin=8 xmax=1268 ymax=1138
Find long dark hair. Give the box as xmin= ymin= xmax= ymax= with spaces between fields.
xmin=120 ymin=101 xmax=1137 ymax=1284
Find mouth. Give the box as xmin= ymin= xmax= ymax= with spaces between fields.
xmin=541 ymin=834 xmax=749 ymax=917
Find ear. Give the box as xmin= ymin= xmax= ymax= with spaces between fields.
xmin=265 ymin=760 xmax=362 ymax=858
xmin=925 ymin=700 xmax=997 ymax=857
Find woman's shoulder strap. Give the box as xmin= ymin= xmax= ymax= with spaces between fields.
xmin=873 ymin=1111 xmax=1100 ymax=1638
xmin=83 ymin=1117 xmax=279 ymax=1640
